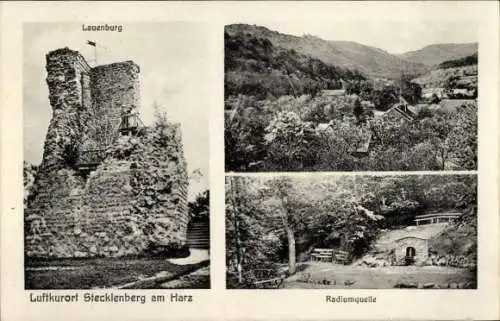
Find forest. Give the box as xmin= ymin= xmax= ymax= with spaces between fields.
xmin=225 ymin=93 xmax=477 ymax=171
xmin=225 ymin=175 xmax=477 ymax=288
xmin=437 ymin=53 xmax=478 ymax=70
xmin=225 ymin=31 xmax=365 ymax=100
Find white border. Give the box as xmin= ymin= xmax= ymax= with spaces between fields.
xmin=1 ymin=2 xmax=499 ymax=320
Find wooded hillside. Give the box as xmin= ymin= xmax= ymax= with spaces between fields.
xmin=225 ymin=30 xmax=365 ymax=99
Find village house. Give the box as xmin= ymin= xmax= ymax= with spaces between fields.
xmin=451 ymin=87 xmax=476 ymax=98
xmin=452 ymin=88 xmax=469 ymax=96
xmin=422 ymin=87 xmax=446 ymax=100
xmin=361 ymin=100 xmax=375 ymax=109
xmin=377 ymin=96 xmax=416 ymax=122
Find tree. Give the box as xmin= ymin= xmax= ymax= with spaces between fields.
xmin=444 ymin=75 xmax=460 ymax=91
xmin=445 ymin=104 xmax=477 ymax=169
xmin=225 ymin=177 xmax=281 ymax=287
xmin=227 ymin=177 xmax=244 ymax=284
xmin=359 ymin=81 xmax=374 ymax=101
xmin=314 ymin=117 xmax=365 ymax=171
xmin=263 ymin=111 xmax=318 ymax=170
xmin=353 ymin=98 xmax=364 ymax=124
xmin=224 ymin=95 xmax=269 ymax=171
xmin=344 ymin=81 xmax=360 ymax=95
xmin=24 ymin=161 xmax=38 ymax=208
xmin=398 ymin=74 xmax=422 ymax=105
xmin=188 ymin=190 xmax=209 ymax=222
xmin=270 ymin=178 xmax=298 ymax=274
xmin=372 ymin=86 xmax=398 ymax=110
xmin=430 ymin=93 xmax=440 ymax=104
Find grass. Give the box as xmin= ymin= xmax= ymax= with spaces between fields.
xmin=282 ymin=263 xmax=476 ymax=289
xmin=25 ymin=257 xmax=209 ymax=289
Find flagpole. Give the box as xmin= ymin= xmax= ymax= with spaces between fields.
xmin=87 ymin=40 xmax=97 ymax=66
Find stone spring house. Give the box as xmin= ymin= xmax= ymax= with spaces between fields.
xmin=25 ymin=48 xmax=191 ymax=259
xmin=394 ymin=236 xmax=430 ymax=266
xmin=393 ymin=212 xmax=461 ymax=265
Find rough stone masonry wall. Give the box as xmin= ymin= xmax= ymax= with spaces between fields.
xmin=82 ymin=61 xmax=140 ymax=150
xmin=26 ymin=146 xmax=188 ymax=258
xmin=91 ymin=61 xmax=140 ymax=119
xmin=25 ymin=48 xmax=189 ymax=259
xmin=41 ymin=48 xmax=91 ymax=170
xmin=25 ymin=48 xmax=92 ymax=250
xmin=107 ymin=123 xmax=190 ymax=251
xmin=394 ymin=237 xmax=429 ymax=266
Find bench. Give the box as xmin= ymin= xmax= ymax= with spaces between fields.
xmin=311 ymin=249 xmax=349 ymax=264
xmin=244 ymin=268 xmax=285 ymax=289
xmin=333 ymin=250 xmax=349 ymax=264
xmin=311 ymin=248 xmax=334 ymax=262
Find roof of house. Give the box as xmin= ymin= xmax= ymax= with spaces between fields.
xmin=394 ymin=223 xmax=449 ymax=241
xmin=361 ymin=100 xmax=374 ymax=108
xmin=422 ymin=87 xmax=445 ymax=93
xmin=386 ymin=103 xmax=415 ymax=121
xmin=373 ymin=110 xmax=386 ymax=118
xmin=406 ymin=105 xmax=418 ymax=115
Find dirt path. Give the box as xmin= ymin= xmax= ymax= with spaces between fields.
xmin=283 ymin=263 xmax=475 ymax=289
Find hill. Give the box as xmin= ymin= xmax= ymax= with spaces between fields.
xmin=429 ymin=206 xmax=477 ymax=263
xmin=398 ymin=43 xmax=478 ymax=67
xmin=412 ymin=65 xmax=477 ymax=88
xmin=437 ymin=53 xmax=478 ymax=69
xmin=225 ymin=28 xmax=365 ymax=99
xmin=226 ymin=24 xmax=428 ymax=80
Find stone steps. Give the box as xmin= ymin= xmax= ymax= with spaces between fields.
xmin=187 ymin=221 xmax=210 ymax=249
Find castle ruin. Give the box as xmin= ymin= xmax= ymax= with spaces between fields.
xmin=25 ymin=47 xmax=189 ymax=258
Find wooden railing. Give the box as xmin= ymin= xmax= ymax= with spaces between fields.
xmin=119 ymin=114 xmax=144 ymax=135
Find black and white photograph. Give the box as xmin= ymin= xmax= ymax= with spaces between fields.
xmin=226 ymin=174 xmax=477 ymax=289
xmin=0 ymin=1 xmax=498 ymax=321
xmin=224 ymin=22 xmax=478 ymax=172
xmin=23 ymin=23 xmax=210 ymax=289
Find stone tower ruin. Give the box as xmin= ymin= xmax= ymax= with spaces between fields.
xmin=25 ymin=47 xmax=189 ymax=258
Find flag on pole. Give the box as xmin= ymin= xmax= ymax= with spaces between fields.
xmin=87 ymin=40 xmax=96 ymax=47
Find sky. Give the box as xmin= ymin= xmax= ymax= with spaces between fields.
xmin=233 ymin=20 xmax=477 ymax=54
xmin=23 ymin=22 xmax=210 ymax=201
